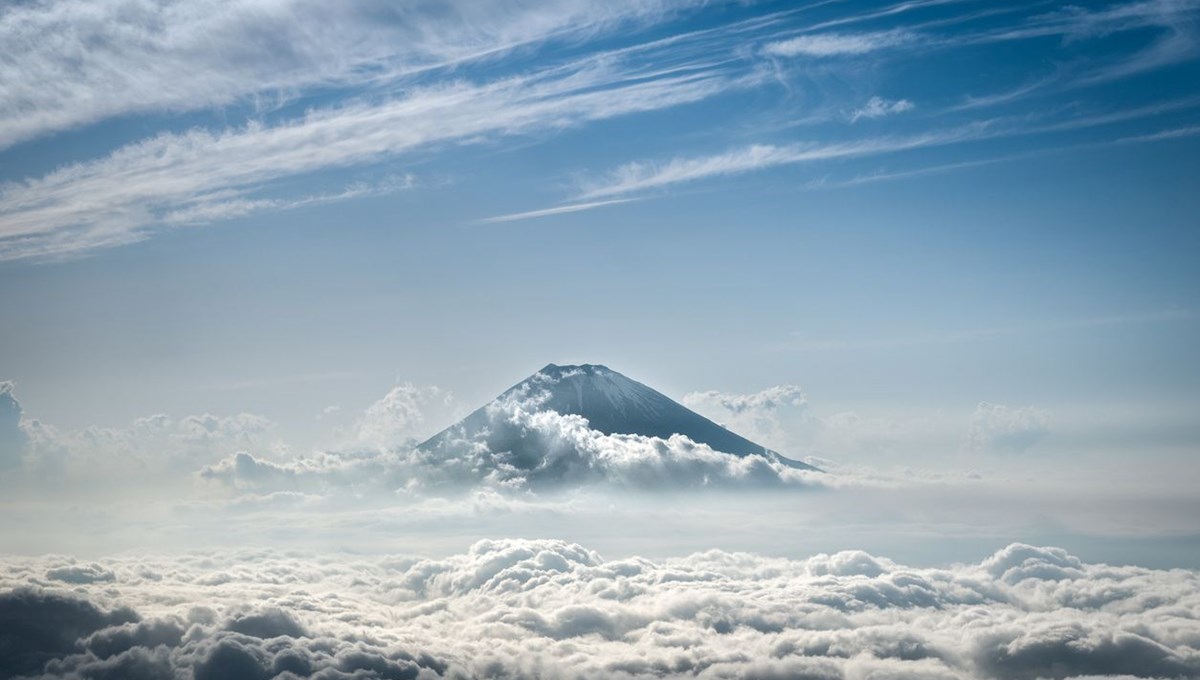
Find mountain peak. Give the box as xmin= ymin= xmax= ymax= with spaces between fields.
xmin=539 ymin=362 xmax=610 ymax=374
xmin=420 ymin=363 xmax=817 ymax=472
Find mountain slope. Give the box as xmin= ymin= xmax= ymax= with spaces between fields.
xmin=419 ymin=363 xmax=817 ymax=471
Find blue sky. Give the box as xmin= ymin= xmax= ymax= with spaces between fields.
xmin=1 ymin=0 xmax=1198 ymax=489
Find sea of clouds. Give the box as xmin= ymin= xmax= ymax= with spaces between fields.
xmin=4 ymin=374 xmax=1200 ymax=678
xmin=3 ymin=539 xmax=1199 ymax=679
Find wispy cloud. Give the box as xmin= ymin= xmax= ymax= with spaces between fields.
xmin=1075 ymin=19 xmax=1199 ymax=84
xmin=577 ymin=95 xmax=1200 ymax=199
xmin=1115 ymin=124 xmax=1200 ymax=143
xmin=952 ymin=77 xmax=1057 ymax=111
xmin=764 ymin=29 xmax=914 ymax=57
xmin=800 ymin=151 xmax=1045 ymax=190
xmin=810 ymin=121 xmax=1200 ymax=189
xmin=849 ymin=96 xmax=915 ymax=122
xmin=0 ymin=0 xmax=705 ymax=150
xmin=3 ymin=0 xmax=1197 ymax=261
xmin=477 ymin=198 xmax=641 ymax=224
xmin=963 ymin=0 xmax=1199 ymax=47
xmin=0 ymin=50 xmax=759 ymax=261
xmin=804 ymin=0 xmax=978 ymax=32
xmin=770 ymin=0 xmax=1198 ymax=82
xmin=160 ymin=176 xmax=415 ymax=227
xmin=577 ymin=125 xmax=988 ymax=199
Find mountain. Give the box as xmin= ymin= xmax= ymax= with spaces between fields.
xmin=419 ymin=363 xmax=817 ymax=471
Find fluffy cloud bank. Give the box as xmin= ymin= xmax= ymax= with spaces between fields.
xmin=2 ymin=539 xmax=1197 ymax=679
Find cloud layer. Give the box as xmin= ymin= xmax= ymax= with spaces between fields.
xmin=2 ymin=539 xmax=1197 ymax=679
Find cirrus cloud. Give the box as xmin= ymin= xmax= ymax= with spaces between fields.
xmin=763 ymin=29 xmax=915 ymax=58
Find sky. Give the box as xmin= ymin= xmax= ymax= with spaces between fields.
xmin=0 ymin=0 xmax=1197 ymax=535
xmin=1 ymin=2 xmax=1200 ymax=677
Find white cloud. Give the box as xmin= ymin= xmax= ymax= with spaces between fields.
xmin=0 ymin=380 xmax=29 ymax=468
xmin=0 ymin=43 xmax=758 ymax=261
xmin=849 ymin=96 xmax=915 ymax=122
xmin=159 ymin=175 xmax=415 ymax=227
xmin=27 ymin=412 xmax=280 ymax=476
xmin=0 ymin=1 xmax=791 ymax=264
xmin=684 ymin=385 xmax=807 ymax=416
xmin=1 ymin=538 xmax=1197 ymax=679
xmin=477 ymin=198 xmax=640 ymax=224
xmin=576 ymin=93 xmax=1200 ymax=201
xmin=0 ymin=0 xmax=703 ymax=149
xmin=1116 ymin=124 xmax=1200 ymax=144
xmin=357 ymin=383 xmax=459 ymax=450
xmin=968 ymin=402 xmax=1051 ymax=454
xmin=0 ymin=382 xmax=282 ymax=490
xmin=4 ymin=0 xmax=1194 ymax=260
xmin=682 ymin=385 xmax=807 ymax=451
xmin=763 ymin=29 xmax=914 ymax=57
xmin=975 ymin=0 xmax=1198 ymax=45
xmin=576 ymin=125 xmax=987 ymax=199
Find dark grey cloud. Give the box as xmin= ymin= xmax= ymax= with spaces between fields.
xmin=975 ymin=623 xmax=1197 ymax=680
xmin=45 ymin=563 xmax=116 ymax=585
xmin=226 ymin=609 xmax=307 ymax=640
xmin=0 ymin=588 xmax=137 ymax=678
xmin=9 ymin=595 xmax=448 ymax=680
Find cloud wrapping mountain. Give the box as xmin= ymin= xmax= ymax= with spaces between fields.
xmin=203 ymin=365 xmax=821 ymax=495
xmin=202 ymin=404 xmax=818 ymax=495
xmin=1 ymin=539 xmax=1197 ymax=679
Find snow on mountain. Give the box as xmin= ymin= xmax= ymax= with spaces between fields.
xmin=419 ymin=363 xmax=817 ymax=471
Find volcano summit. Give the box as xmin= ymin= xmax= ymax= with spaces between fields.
xmin=420 ymin=363 xmax=817 ymax=471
